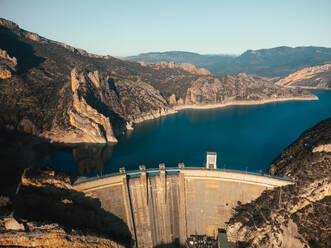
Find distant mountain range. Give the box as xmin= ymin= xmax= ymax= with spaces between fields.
xmin=126 ymin=46 xmax=331 ymax=78
xmin=126 ymin=51 xmax=235 ymax=69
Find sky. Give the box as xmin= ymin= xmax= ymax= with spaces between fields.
xmin=1 ymin=0 xmax=330 ymax=57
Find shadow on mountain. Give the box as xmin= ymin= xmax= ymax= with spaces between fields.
xmin=0 ymin=127 xmax=116 ymax=196
xmin=14 ymin=167 xmax=132 ymax=247
xmin=0 ymin=127 xmax=131 ymax=246
xmin=0 ymin=128 xmax=56 ymax=197
xmin=0 ymin=26 xmax=45 ymax=74
xmin=83 ymin=83 xmax=127 ymax=136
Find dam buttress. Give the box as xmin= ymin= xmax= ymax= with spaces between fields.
xmin=73 ymin=167 xmax=293 ymax=247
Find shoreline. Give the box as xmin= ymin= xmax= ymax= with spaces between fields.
xmin=132 ymin=95 xmax=318 ymax=125
xmin=42 ymin=95 xmax=319 ymax=144
xmin=284 ymin=86 xmax=331 ymax=91
xmin=172 ymin=95 xmax=319 ymax=111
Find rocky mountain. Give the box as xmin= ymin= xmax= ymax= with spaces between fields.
xmin=127 ymin=46 xmax=331 ymax=77
xmin=126 ymin=51 xmax=235 ymax=69
xmin=276 ymin=64 xmax=331 ymax=89
xmin=226 ymin=118 xmax=331 ymax=248
xmin=0 ymin=18 xmax=316 ymax=144
xmin=138 ymin=61 xmax=211 ymax=75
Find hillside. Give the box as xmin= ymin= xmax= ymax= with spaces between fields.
xmin=0 ymin=18 xmax=315 ymax=144
xmin=126 ymin=51 xmax=235 ymax=69
xmin=276 ymin=64 xmax=331 ymax=89
xmin=127 ymin=46 xmax=331 ymax=77
xmin=227 ymin=118 xmax=331 ymax=248
xmin=0 ymin=167 xmax=131 ymax=247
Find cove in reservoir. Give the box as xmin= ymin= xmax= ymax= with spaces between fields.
xmin=43 ymin=90 xmax=331 ymax=176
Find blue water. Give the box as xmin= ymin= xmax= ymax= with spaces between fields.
xmin=44 ymin=90 xmax=331 ymax=176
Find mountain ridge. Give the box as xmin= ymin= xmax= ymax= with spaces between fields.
xmin=127 ymin=46 xmax=331 ymax=77
xmin=276 ymin=64 xmax=331 ymax=89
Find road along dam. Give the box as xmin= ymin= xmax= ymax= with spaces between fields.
xmin=73 ymin=166 xmax=294 ymax=247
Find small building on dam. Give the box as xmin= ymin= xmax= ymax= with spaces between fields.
xmin=73 ymin=161 xmax=293 ymax=247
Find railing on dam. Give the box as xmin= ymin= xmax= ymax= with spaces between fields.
xmin=73 ymin=166 xmax=295 ymax=186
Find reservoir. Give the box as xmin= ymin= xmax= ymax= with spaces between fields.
xmin=44 ymin=90 xmax=331 ymax=176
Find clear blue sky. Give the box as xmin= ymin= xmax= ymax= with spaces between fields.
xmin=1 ymin=0 xmax=330 ymax=56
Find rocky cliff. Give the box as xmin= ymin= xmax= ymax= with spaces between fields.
xmin=226 ymin=118 xmax=331 ymax=248
xmin=182 ymin=73 xmax=315 ymax=106
xmin=0 ymin=167 xmax=131 ymax=247
xmin=0 ymin=18 xmax=317 ymax=144
xmin=0 ymin=48 xmax=17 ymax=79
xmin=276 ymin=64 xmax=331 ymax=89
xmin=139 ymin=61 xmax=211 ymax=75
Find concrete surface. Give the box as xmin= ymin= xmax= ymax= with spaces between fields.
xmin=73 ymin=168 xmax=293 ymax=247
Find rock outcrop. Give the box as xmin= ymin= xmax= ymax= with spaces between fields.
xmin=0 ymin=231 xmax=124 ymax=248
xmin=0 ymin=48 xmax=17 ymax=79
xmin=0 ymin=67 xmax=11 ymax=79
xmin=68 ymin=68 xmax=116 ymax=143
xmin=183 ymin=73 xmax=316 ymax=105
xmin=139 ymin=61 xmax=211 ymax=75
xmin=276 ymin=64 xmax=331 ymax=89
xmin=0 ymin=167 xmax=132 ymax=247
xmin=226 ymin=118 xmax=331 ymax=248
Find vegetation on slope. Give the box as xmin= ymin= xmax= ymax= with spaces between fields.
xmin=227 ymin=118 xmax=331 ymax=248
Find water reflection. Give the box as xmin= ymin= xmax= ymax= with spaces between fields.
xmin=72 ymin=144 xmax=113 ymax=176
xmin=41 ymin=143 xmax=115 ymax=177
xmin=0 ymin=130 xmax=61 ymax=195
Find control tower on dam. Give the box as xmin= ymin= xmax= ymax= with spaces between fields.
xmin=73 ymin=166 xmax=293 ymax=247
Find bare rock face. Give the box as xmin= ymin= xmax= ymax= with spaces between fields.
xmin=169 ymin=94 xmax=177 ymax=105
xmin=41 ymin=68 xmax=117 ymax=143
xmin=0 ymin=48 xmax=17 ymax=79
xmin=139 ymin=61 xmax=211 ymax=75
xmin=115 ymin=78 xmax=171 ymax=122
xmin=184 ymin=73 xmax=316 ymax=105
xmin=0 ymin=167 xmax=132 ymax=247
xmin=0 ymin=66 xmax=11 ymax=79
xmin=24 ymin=31 xmax=41 ymax=42
xmin=3 ymin=217 xmax=24 ymax=231
xmin=227 ymin=118 xmax=331 ymax=248
xmin=0 ymin=49 xmax=17 ymax=66
xmin=312 ymin=144 xmax=331 ymax=153
xmin=276 ymin=64 xmax=331 ymax=89
xmin=69 ymin=68 xmax=117 ymax=143
xmin=0 ymin=231 xmax=124 ymax=248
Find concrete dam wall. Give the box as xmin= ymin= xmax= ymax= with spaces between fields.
xmin=73 ymin=168 xmax=293 ymax=247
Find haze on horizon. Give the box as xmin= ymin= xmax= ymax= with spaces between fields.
xmin=0 ymin=0 xmax=330 ymax=57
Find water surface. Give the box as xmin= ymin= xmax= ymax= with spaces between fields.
xmin=43 ymin=90 xmax=331 ymax=176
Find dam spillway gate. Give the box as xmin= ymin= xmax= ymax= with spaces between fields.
xmin=73 ymin=167 xmax=293 ymax=247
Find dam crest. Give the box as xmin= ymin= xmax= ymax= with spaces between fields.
xmin=73 ymin=165 xmax=294 ymax=247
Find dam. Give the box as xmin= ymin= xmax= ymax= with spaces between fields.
xmin=73 ymin=165 xmax=293 ymax=247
